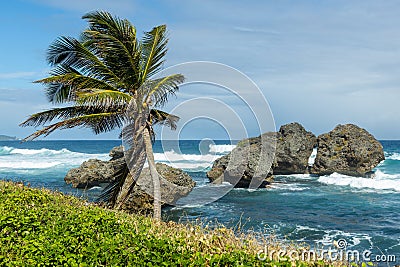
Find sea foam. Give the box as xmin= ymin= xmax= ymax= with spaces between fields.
xmin=209 ymin=144 xmax=236 ymax=154
xmin=317 ymin=170 xmax=400 ymax=192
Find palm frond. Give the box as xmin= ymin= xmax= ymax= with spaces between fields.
xmin=142 ymin=74 xmax=184 ymax=107
xmin=35 ymin=65 xmax=118 ymax=103
xmin=47 ymin=36 xmax=119 ymax=84
xmin=22 ymin=112 xmax=125 ymax=141
xmin=150 ymin=109 xmax=179 ymax=130
xmin=76 ymin=90 xmax=132 ymax=109
xmin=140 ymin=25 xmax=168 ymax=81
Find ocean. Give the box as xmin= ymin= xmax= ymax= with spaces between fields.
xmin=0 ymin=140 xmax=399 ymax=263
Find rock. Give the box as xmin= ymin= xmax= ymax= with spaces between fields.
xmin=64 ymin=146 xmax=196 ymax=214
xmin=274 ymin=122 xmax=317 ymax=174
xmin=207 ymin=132 xmax=276 ymax=188
xmin=121 ymin=163 xmax=196 ymax=214
xmin=311 ymin=124 xmax=385 ymax=176
xmin=64 ymin=159 xmax=118 ymax=188
xmin=109 ymin=146 xmax=124 ymax=160
xmin=206 ymin=122 xmax=317 ymax=186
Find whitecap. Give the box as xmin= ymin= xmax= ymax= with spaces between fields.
xmin=387 ymin=152 xmax=400 ymax=161
xmin=317 ymin=171 xmax=400 ymax=192
xmin=0 ymin=161 xmax=62 ymax=169
xmin=209 ymin=144 xmax=236 ymax=154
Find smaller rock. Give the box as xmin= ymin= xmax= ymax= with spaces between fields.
xmin=64 ymin=159 xmax=116 ymax=188
xmin=109 ymin=146 xmax=124 ymax=161
xmin=121 ymin=163 xmax=196 ymax=214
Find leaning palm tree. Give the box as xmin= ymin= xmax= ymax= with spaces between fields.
xmin=20 ymin=11 xmax=184 ymax=220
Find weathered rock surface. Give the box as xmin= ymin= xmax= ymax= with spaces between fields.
xmin=64 ymin=159 xmax=119 ymax=188
xmin=65 ymin=146 xmax=196 ymax=214
xmin=64 ymin=146 xmax=125 ymax=188
xmin=121 ymin=163 xmax=196 ymax=214
xmin=274 ymin=122 xmax=317 ymax=175
xmin=311 ymin=124 xmax=385 ymax=176
xmin=207 ymin=132 xmax=276 ymax=188
xmin=207 ymin=122 xmax=317 ymax=187
xmin=109 ymin=146 xmax=124 ymax=160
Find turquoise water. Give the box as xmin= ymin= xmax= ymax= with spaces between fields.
xmin=0 ymin=140 xmax=399 ymax=263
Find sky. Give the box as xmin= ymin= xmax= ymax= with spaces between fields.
xmin=0 ymin=0 xmax=399 ymax=140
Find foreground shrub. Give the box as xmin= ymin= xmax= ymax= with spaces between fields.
xmin=0 ymin=181 xmax=338 ymax=266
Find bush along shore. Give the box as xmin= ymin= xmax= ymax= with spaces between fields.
xmin=0 ymin=181 xmax=345 ymax=266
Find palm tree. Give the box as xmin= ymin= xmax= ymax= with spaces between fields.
xmin=20 ymin=11 xmax=184 ymax=220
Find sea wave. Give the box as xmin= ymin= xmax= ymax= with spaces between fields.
xmin=209 ymin=144 xmax=236 ymax=154
xmin=0 ymin=161 xmax=62 ymax=169
xmin=0 ymin=146 xmax=109 ymax=170
xmin=387 ymin=152 xmax=400 ymax=161
xmin=154 ymin=150 xmax=219 ymax=163
xmin=1 ymin=146 xmax=79 ymax=156
xmin=317 ymin=170 xmax=400 ymax=192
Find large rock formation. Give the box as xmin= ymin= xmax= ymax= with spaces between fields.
xmin=274 ymin=122 xmax=317 ymax=174
xmin=207 ymin=122 xmax=317 ymax=187
xmin=65 ymin=146 xmax=196 ymax=214
xmin=311 ymin=124 xmax=385 ymax=176
xmin=121 ymin=163 xmax=196 ymax=214
xmin=207 ymin=132 xmax=276 ymax=188
xmin=65 ymin=146 xmax=124 ymax=188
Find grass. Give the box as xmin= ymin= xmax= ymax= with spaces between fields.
xmin=0 ymin=181 xmax=343 ymax=266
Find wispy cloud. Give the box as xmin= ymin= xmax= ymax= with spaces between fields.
xmin=0 ymin=72 xmax=36 ymax=79
xmin=233 ymin=27 xmax=280 ymax=36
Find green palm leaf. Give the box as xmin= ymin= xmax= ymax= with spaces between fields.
xmin=22 ymin=112 xmax=125 ymax=141
xmin=142 ymin=74 xmax=184 ymax=107
xmin=140 ymin=25 xmax=168 ymax=82
xmin=76 ymin=90 xmax=132 ymax=109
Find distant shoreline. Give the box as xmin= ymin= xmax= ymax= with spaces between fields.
xmin=0 ymin=135 xmax=18 ymax=141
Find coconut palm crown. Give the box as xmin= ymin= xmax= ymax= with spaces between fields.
xmin=20 ymin=11 xmax=184 ymax=219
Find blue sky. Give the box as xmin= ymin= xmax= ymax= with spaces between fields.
xmin=0 ymin=0 xmax=399 ymax=140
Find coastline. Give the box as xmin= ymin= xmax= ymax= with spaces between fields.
xmin=0 ymin=139 xmax=399 ymax=263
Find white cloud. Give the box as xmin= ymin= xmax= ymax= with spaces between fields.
xmin=30 ymin=0 xmax=136 ymax=15
xmin=0 ymin=72 xmax=36 ymax=79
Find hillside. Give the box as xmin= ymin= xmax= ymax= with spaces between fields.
xmin=0 ymin=181 xmax=339 ymax=266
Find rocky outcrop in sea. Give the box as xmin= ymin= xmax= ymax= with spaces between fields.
xmin=120 ymin=163 xmax=196 ymax=214
xmin=207 ymin=122 xmax=385 ymax=188
xmin=65 ymin=146 xmax=125 ymax=188
xmin=207 ymin=132 xmax=276 ymax=188
xmin=207 ymin=122 xmax=316 ymax=188
xmin=311 ymin=124 xmax=385 ymax=177
xmin=273 ymin=122 xmax=317 ymax=175
xmin=64 ymin=146 xmax=196 ymax=214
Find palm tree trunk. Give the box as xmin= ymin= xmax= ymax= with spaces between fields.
xmin=143 ymin=127 xmax=162 ymax=220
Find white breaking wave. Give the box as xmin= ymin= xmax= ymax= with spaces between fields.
xmin=209 ymin=144 xmax=236 ymax=154
xmin=0 ymin=146 xmax=109 ymax=170
xmin=270 ymin=183 xmax=310 ymax=192
xmin=154 ymin=150 xmax=219 ymax=163
xmin=0 ymin=161 xmax=62 ymax=169
xmin=387 ymin=152 xmax=400 ymax=161
xmin=308 ymin=147 xmax=317 ymax=166
xmin=317 ymin=170 xmax=400 ymax=192
xmin=153 ymin=150 xmax=218 ymax=171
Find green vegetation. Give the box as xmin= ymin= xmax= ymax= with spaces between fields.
xmin=20 ymin=11 xmax=184 ymax=220
xmin=0 ymin=181 xmax=341 ymax=266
